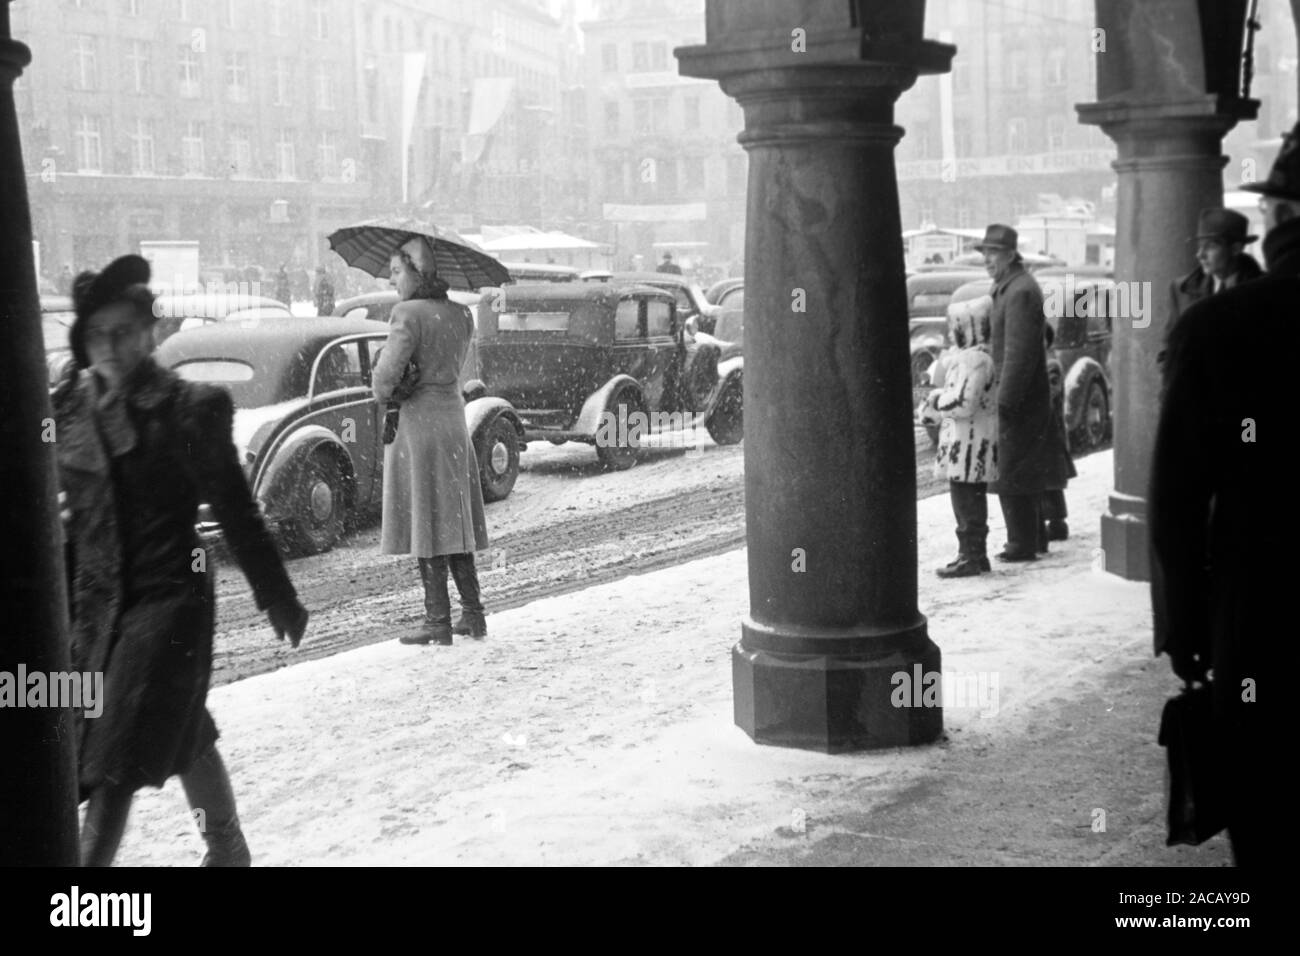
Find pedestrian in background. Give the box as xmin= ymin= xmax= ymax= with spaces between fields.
xmin=373 ymin=236 xmax=489 ymax=645
xmin=273 ymin=264 xmax=291 ymax=305
xmin=1039 ymin=322 xmax=1075 ymax=547
xmin=1150 ymin=120 xmax=1300 ymax=868
xmin=1158 ymin=207 xmax=1263 ymax=392
xmin=918 ymin=291 xmax=998 ymax=577
xmin=656 ymin=251 xmax=682 ymax=274
xmin=55 ymin=254 xmax=308 ymax=866
xmin=313 ymin=266 xmax=336 ymax=315
xmin=975 ymin=223 xmax=1068 ymax=562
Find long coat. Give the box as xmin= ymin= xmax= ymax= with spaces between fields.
xmin=373 ymin=296 xmax=489 ymax=557
xmin=988 ymin=263 xmax=1067 ymax=495
xmin=1150 ymin=219 xmax=1300 ymax=844
xmin=1044 ymin=352 xmax=1077 ymax=491
xmin=53 ymin=358 xmax=297 ymax=800
xmin=920 ymin=296 xmax=998 ymax=484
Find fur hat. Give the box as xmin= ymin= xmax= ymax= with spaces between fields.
xmin=69 ymin=254 xmax=156 ymax=368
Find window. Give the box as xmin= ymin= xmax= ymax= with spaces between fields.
xmin=614 ymin=298 xmax=641 ymax=339
xmin=228 ymin=128 xmax=251 ymax=177
xmin=1007 ymin=117 xmax=1027 ymax=154
xmin=633 ymin=99 xmax=650 ymax=134
xmin=683 ymin=95 xmax=700 ymax=129
xmin=646 ymin=299 xmax=672 ymax=337
xmin=658 ymin=157 xmax=677 ymax=194
xmin=1008 ymin=50 xmax=1028 ymax=88
xmin=604 ymin=101 xmax=619 ymax=135
xmin=129 ymin=119 xmax=155 ymax=174
xmin=317 ymin=130 xmax=336 ymax=178
xmin=124 ymin=0 xmax=142 ymax=16
xmin=177 ymin=0 xmax=192 ymax=20
xmin=651 ymin=42 xmax=668 ymax=70
xmin=1047 ymin=48 xmax=1067 ymax=87
xmin=182 ymin=120 xmax=205 ymax=175
xmin=74 ymin=115 xmax=102 ymax=173
xmin=269 ymin=0 xmax=286 ymax=36
xmin=178 ymin=46 xmax=201 ymax=97
xmin=272 ymin=57 xmax=291 ymax=106
xmin=1047 ymin=115 xmax=1067 ymax=151
xmin=632 ymin=41 xmax=648 ymax=71
xmin=683 ymin=156 xmax=704 ymax=191
xmin=127 ymin=40 xmax=151 ymax=93
xmin=226 ymin=52 xmax=249 ymax=102
xmin=276 ymin=129 xmax=295 ymax=179
xmin=313 ymin=342 xmax=364 ymax=394
xmin=73 ymin=36 xmax=97 ymax=91
xmin=223 ymin=0 xmax=238 ymax=29
xmin=603 ymin=160 xmax=623 ymax=197
xmin=311 ymin=0 xmax=328 ymax=39
xmin=315 ymin=68 xmax=335 ymax=110
xmin=954 ymin=118 xmax=972 ymax=156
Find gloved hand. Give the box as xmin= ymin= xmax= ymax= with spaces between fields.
xmin=268 ymin=598 xmax=309 ymax=649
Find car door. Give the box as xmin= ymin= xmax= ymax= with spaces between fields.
xmin=609 ymin=294 xmax=678 ymax=420
xmin=301 ymin=337 xmax=382 ymax=504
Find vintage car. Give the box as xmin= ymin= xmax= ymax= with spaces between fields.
xmin=332 ymin=289 xmax=481 ymax=325
xmin=151 ymin=292 xmax=293 ymax=346
xmin=153 ymin=315 xmax=523 ymax=556
xmin=474 ymin=282 xmax=743 ymax=469
xmin=704 ymin=277 xmax=744 ymax=307
xmin=946 ymin=274 xmax=1114 ymax=451
xmin=607 ymin=271 xmax=722 ymax=334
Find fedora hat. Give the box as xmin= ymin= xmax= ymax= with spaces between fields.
xmin=1242 ymin=120 xmax=1300 ymax=203
xmin=972 ymin=223 xmax=1020 ymax=253
xmin=69 ymin=254 xmax=156 ymax=369
xmin=1191 ymin=207 xmax=1256 ymax=245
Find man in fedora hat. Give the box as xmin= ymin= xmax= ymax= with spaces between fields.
xmin=1150 ymin=120 xmax=1300 ymax=868
xmin=1165 ymin=207 xmax=1263 ymax=339
xmin=974 ymin=223 xmax=1070 ymax=563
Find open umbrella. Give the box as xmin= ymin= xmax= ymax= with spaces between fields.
xmin=327 ymin=217 xmax=511 ymax=291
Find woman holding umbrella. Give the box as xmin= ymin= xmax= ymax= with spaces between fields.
xmin=372 ymin=236 xmax=490 ymax=644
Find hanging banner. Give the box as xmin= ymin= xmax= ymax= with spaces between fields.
xmin=400 ymin=52 xmax=427 ymax=205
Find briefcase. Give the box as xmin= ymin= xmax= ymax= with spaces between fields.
xmin=1157 ymin=681 xmax=1228 ymax=846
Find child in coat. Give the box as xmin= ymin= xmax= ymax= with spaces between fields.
xmin=918 ymin=293 xmax=999 ymax=577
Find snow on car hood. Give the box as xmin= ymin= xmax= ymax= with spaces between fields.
xmin=233 ymin=398 xmax=309 ymax=462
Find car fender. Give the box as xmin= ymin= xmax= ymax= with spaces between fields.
xmin=1063 ymin=357 xmax=1106 ymax=432
xmin=702 ymin=361 xmax=743 ymax=419
xmin=466 ymin=396 xmax=524 ymax=447
xmin=256 ymin=426 xmax=356 ymax=522
xmin=572 ymin=375 xmax=643 ymax=436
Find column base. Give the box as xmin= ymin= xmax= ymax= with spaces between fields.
xmin=733 ymin=623 xmax=942 ymax=753
xmin=1100 ymin=506 xmax=1150 ymax=582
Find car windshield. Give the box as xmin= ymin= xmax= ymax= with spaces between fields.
xmin=172 ymin=358 xmax=280 ymax=408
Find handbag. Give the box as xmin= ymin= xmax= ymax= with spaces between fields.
xmin=1157 ymin=680 xmax=1228 ymax=846
xmin=382 ymin=359 xmax=420 ymax=445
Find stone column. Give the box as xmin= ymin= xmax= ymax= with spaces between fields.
xmin=0 ymin=2 xmax=80 ymax=865
xmin=679 ymin=1 xmax=952 ymax=752
xmin=1079 ymin=0 xmax=1255 ymax=581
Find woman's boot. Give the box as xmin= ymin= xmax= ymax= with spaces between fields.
xmin=449 ymin=553 xmax=487 ymax=637
xmin=181 ymin=745 xmax=251 ymax=866
xmin=409 ymin=557 xmax=452 ymax=645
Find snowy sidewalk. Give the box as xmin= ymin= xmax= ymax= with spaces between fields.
xmin=112 ymin=450 xmax=1231 ymax=867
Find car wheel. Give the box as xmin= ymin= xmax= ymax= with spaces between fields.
xmin=705 ymin=377 xmax=743 ymax=445
xmin=596 ymin=392 xmax=645 ymax=471
xmin=911 ymin=349 xmax=938 ymax=387
xmin=1077 ymin=378 xmax=1109 ymax=451
xmin=477 ymin=416 xmax=520 ymax=502
xmin=282 ymin=452 xmax=347 ymax=557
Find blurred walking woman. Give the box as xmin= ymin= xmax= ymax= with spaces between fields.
xmin=55 ymin=255 xmax=309 ymax=866
xmin=373 ymin=236 xmax=489 ymax=645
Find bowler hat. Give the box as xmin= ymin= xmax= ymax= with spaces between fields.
xmin=69 ymin=254 xmax=156 ymax=369
xmin=1191 ymin=207 xmax=1256 ymax=245
xmin=972 ymin=223 xmax=1019 ymax=252
xmin=1242 ymin=120 xmax=1300 ymax=202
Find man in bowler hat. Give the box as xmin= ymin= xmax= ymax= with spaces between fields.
xmin=1150 ymin=121 xmax=1300 ymax=867
xmin=975 ymin=224 xmax=1069 ymax=562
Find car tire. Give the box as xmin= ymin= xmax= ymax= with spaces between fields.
xmin=1076 ymin=378 xmax=1109 ymax=451
xmin=705 ymin=377 xmax=743 ymax=446
xmin=477 ymin=416 xmax=520 ymax=502
xmin=282 ymin=452 xmax=347 ymax=557
xmin=596 ymin=392 xmax=644 ymax=471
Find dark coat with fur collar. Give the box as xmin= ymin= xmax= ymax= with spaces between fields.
xmin=53 ymin=358 xmax=295 ymax=799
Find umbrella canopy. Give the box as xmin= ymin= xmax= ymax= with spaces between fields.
xmin=327 ymin=217 xmax=512 ymax=291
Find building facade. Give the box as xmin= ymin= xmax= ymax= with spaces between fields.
xmin=582 ymin=0 xmax=746 ymax=273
